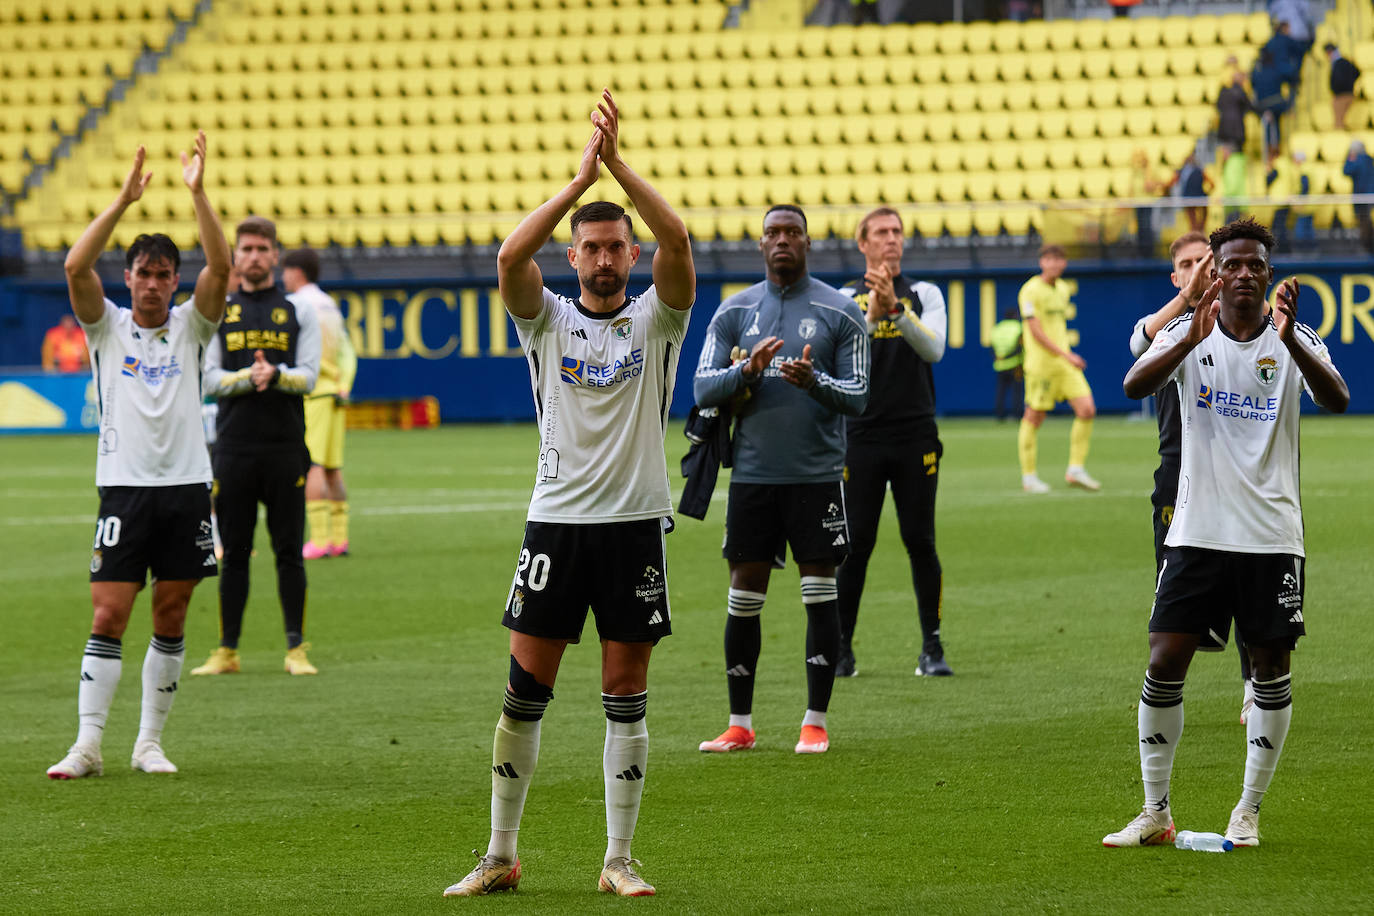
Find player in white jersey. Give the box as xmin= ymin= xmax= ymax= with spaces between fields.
xmin=47 ymin=133 xmax=231 ymax=780
xmin=1105 ymin=218 xmax=1348 ymax=849
xmin=444 ymin=90 xmax=694 ymax=899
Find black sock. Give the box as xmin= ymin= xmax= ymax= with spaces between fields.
xmin=801 ymin=577 xmax=839 ymax=713
xmin=724 ymin=590 xmax=763 ymax=716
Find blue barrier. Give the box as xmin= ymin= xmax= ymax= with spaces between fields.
xmin=4 ymin=260 xmax=1373 ymax=430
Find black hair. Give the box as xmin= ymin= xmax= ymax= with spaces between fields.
xmin=125 ymin=233 xmax=180 ymax=272
xmin=764 ymin=204 xmax=807 ymax=231
xmin=1209 ymin=217 xmax=1276 ymax=258
xmin=282 ymin=247 xmax=321 ymax=284
xmin=570 ymin=201 xmax=633 ymax=240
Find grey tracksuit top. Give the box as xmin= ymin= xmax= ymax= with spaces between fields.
xmin=693 ymin=274 xmax=870 ymax=484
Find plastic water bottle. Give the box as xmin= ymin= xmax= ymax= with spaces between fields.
xmin=1174 ymin=831 xmax=1233 ymax=852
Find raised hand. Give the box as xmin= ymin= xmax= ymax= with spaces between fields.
xmin=1182 ymin=249 xmax=1214 ymax=308
xmin=1185 ymin=278 xmax=1223 ymax=346
xmin=1273 ymin=277 xmax=1299 ymax=343
xmin=575 ymin=128 xmax=602 ymax=190
xmin=591 ymin=88 xmax=620 ymax=163
xmin=119 ymin=146 xmax=153 ymax=205
xmin=780 ymin=344 xmax=815 ymax=389
xmin=181 ymin=130 xmax=207 ymax=192
xmin=250 ymin=349 xmax=275 ymax=392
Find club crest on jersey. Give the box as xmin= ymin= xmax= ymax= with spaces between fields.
xmin=272 ymin=307 xmax=289 ymax=325
xmin=798 ymin=318 xmax=818 ymax=340
xmin=121 ymin=355 xmax=141 ymax=377
xmin=90 ymin=550 xmax=102 ymax=574
xmin=1256 ymin=357 xmax=1278 ymax=385
xmin=510 ymin=589 xmax=524 ymax=618
xmin=560 ymin=357 xmax=586 ymax=385
xmin=612 ymin=316 xmax=633 ymax=341
xmin=1197 ymin=384 xmax=1213 ymax=408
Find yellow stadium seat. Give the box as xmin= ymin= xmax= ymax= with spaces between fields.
xmin=1082 ymin=169 xmax=1112 ymax=199
xmin=983 ymin=112 xmax=1012 ymax=141
xmin=953 ymin=115 xmax=983 ymax=143
xmin=991 ymin=21 xmax=1022 ymax=53
xmin=1051 ymin=172 xmax=1081 ymax=199
xmin=1154 ymin=107 xmax=1186 ymax=136
xmin=1047 ymin=22 xmax=1077 ymax=53
xmin=880 ymin=25 xmax=913 ymax=57
xmin=944 ymin=210 xmax=973 ymax=237
xmin=1004 ymin=83 xmax=1034 ymax=111
xmin=1111 ymin=49 xmax=1142 ymax=79
xmin=1026 ymin=53 xmax=1056 ymax=82
xmin=1124 ymin=109 xmax=1156 ymax=138
xmin=1010 ymin=115 xmax=1039 ymax=142
xmin=1053 ymin=51 xmax=1084 ymax=81
xmin=1039 ymin=111 xmax=1069 ymax=140
xmin=965 ymin=22 xmax=993 ymax=54
xmin=1103 ymin=18 xmax=1134 ymax=51
xmin=936 ymin=173 xmax=966 ymax=203
xmin=1098 ymin=108 xmax=1128 ymax=138
xmin=966 ymin=171 xmax=996 ymax=202
xmin=1146 ymin=81 xmax=1178 ymax=107
xmin=1077 ymin=19 xmax=1106 ymax=51
xmin=994 ymin=172 xmax=1023 ymax=201
xmin=1217 ymin=15 xmax=1248 ymax=47
xmin=1083 ymin=50 xmax=1113 ymax=80
xmin=1117 ymin=78 xmax=1148 ymax=108
xmin=972 ymin=209 xmax=1003 ymax=236
xmin=919 ymin=85 xmax=950 ymax=114
xmin=1188 ymin=15 xmax=1221 ymax=48
xmin=1019 ymin=140 xmax=1050 ymax=169
xmin=949 ymin=84 xmax=979 ymax=113
xmin=1060 ymin=80 xmax=1090 ymax=110
xmin=1076 ymin=139 xmax=1108 ymax=169
xmin=913 ymin=210 xmax=943 ymax=238
xmin=1089 ymin=82 xmax=1119 ymax=110
xmin=997 ymin=52 xmax=1028 ymax=83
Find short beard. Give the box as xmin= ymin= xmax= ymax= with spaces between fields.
xmin=583 ymin=272 xmax=627 ymax=298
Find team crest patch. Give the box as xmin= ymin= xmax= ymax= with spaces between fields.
xmin=1256 ymin=357 xmax=1278 ymax=385
xmin=510 ymin=588 xmax=524 ymax=618
xmin=272 ymin=307 xmax=289 ymax=325
xmin=121 ymin=355 xmax=141 ymax=377
xmin=611 ymin=316 xmax=633 ymax=341
xmin=90 ymin=550 xmax=102 ymax=574
xmin=560 ymin=357 xmax=585 ymax=385
xmin=798 ymin=318 xmax=818 ymax=340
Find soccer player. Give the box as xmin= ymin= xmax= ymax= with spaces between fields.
xmin=834 ymin=207 xmax=949 ymax=678
xmin=1128 ymin=234 xmax=1257 ymax=722
xmin=694 ymin=204 xmax=869 ymax=756
xmin=443 ymin=90 xmax=694 ymax=898
xmin=47 ymin=133 xmax=231 ymax=779
xmin=1016 ymin=244 xmax=1099 ymax=493
xmin=191 ymin=216 xmax=321 ymax=677
xmin=282 ymin=248 xmax=357 ymax=560
xmin=1105 ymin=218 xmax=1348 ymax=848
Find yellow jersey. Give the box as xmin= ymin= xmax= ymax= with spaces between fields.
xmin=1017 ymin=275 xmax=1073 ymax=375
xmin=290 ymin=283 xmax=357 ymax=398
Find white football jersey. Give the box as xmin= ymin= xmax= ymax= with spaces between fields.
xmin=513 ymin=286 xmax=691 ymax=524
xmin=1146 ymin=313 xmax=1329 ymax=556
xmin=80 ymin=298 xmax=220 ymax=487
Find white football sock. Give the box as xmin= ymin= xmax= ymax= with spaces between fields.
xmin=728 ymin=713 xmax=753 ymax=731
xmin=802 ymin=709 xmax=827 ymax=730
xmin=137 ymin=635 xmax=184 ymax=747
xmin=487 ymin=714 xmax=541 ymax=862
xmin=76 ymin=635 xmax=122 ymax=749
xmin=1241 ymin=675 xmax=1292 ymax=809
xmin=603 ymin=693 xmax=648 ymax=866
xmin=1138 ymin=674 xmax=1185 ymax=812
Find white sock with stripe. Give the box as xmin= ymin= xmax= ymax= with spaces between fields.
xmin=137 ymin=634 xmax=184 ymax=747
xmin=76 ymin=634 xmax=122 ymax=750
xmin=603 ymin=692 xmax=648 ymax=865
xmin=1240 ymin=674 xmax=1292 ymax=810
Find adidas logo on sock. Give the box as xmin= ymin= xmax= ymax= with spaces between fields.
xmin=647 ymin=610 xmax=663 ymax=625
xmin=492 ymin=761 xmax=520 ymax=779
xmin=806 ymin=654 xmax=830 ymax=666
xmin=725 ymin=664 xmax=752 ymax=677
xmin=80 ymin=672 xmax=94 ymax=682
xmin=1249 ymin=736 xmax=1275 ymax=749
xmin=614 ymin=764 xmax=644 ymax=781
xmin=157 ymin=681 xmax=178 ymax=694
xmin=1140 ymin=732 xmax=1169 ymax=745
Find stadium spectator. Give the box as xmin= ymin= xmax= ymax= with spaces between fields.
xmin=1108 ymin=0 xmax=1139 ymax=17
xmin=1325 ymin=43 xmax=1361 ymax=130
xmin=991 ymin=309 xmax=1024 ymax=421
xmin=1220 ymin=143 xmax=1249 ymax=224
xmin=834 ymin=208 xmax=949 ymax=680
xmin=1109 ymin=218 xmax=1348 ymax=849
xmin=694 ymin=204 xmax=868 ymax=758
xmin=41 ymin=313 xmax=89 ymax=373
xmin=282 ymin=248 xmax=357 ymax=561
xmin=1344 ymin=140 xmax=1374 ymax=253
xmin=443 ymin=91 xmax=695 ymax=899
xmin=1128 ymin=232 xmax=1257 ymax=723
xmin=46 ymin=134 xmax=230 ymax=780
xmin=1216 ymin=70 xmax=1253 ymax=150
xmin=1251 ymin=49 xmax=1291 ymax=149
xmin=1290 ymin=150 xmax=1316 ymax=245
xmin=1172 ymin=150 xmax=1212 ymax=233
xmin=191 ymin=216 xmax=321 ymax=678
xmin=1016 ymin=244 xmax=1099 ymax=494
xmin=1263 ymin=19 xmax=1305 ymax=92
xmin=1270 ymin=0 xmax=1315 ymax=47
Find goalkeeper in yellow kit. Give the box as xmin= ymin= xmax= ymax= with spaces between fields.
xmin=1016 ymin=244 xmax=1099 ymax=493
xmin=282 ymin=248 xmax=358 ymax=557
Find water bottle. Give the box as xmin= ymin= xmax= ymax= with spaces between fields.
xmin=1174 ymin=830 xmax=1233 ymax=852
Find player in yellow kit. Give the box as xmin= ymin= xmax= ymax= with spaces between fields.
xmin=1016 ymin=244 xmax=1099 ymax=493
xmin=282 ymin=248 xmax=358 ymax=558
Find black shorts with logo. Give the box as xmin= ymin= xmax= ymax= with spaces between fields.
xmin=723 ymin=481 xmax=849 ymax=566
xmin=89 ymin=484 xmax=217 ymax=583
xmin=502 ymin=518 xmax=671 ymax=644
xmin=1151 ymin=546 xmax=1305 ymax=650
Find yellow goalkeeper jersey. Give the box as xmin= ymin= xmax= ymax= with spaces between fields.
xmin=1016 ymin=275 xmax=1073 ymax=375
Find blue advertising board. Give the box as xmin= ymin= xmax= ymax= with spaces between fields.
xmin=4 ymin=260 xmax=1373 ymax=431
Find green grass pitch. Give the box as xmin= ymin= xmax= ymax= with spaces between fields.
xmin=3 ymin=416 xmax=1373 ymax=914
